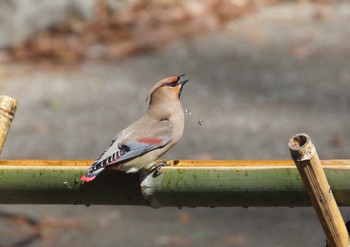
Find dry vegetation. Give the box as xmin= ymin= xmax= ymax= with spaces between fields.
xmin=5 ymin=0 xmax=255 ymax=64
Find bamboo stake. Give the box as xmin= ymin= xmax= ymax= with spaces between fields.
xmin=288 ymin=133 xmax=349 ymax=247
xmin=0 ymin=95 xmax=18 ymax=155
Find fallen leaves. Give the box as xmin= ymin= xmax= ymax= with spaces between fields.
xmin=5 ymin=0 xmax=255 ymax=64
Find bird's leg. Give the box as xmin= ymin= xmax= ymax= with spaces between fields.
xmin=151 ymin=161 xmax=171 ymax=177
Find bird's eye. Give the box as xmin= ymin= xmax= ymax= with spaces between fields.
xmin=167 ymin=82 xmax=177 ymax=88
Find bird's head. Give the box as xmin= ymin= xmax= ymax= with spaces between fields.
xmin=146 ymin=74 xmax=188 ymax=103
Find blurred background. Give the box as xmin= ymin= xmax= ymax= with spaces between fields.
xmin=1 ymin=0 xmax=350 ymax=246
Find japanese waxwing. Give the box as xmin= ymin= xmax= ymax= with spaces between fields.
xmin=81 ymin=74 xmax=188 ymax=182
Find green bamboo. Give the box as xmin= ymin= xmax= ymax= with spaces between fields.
xmin=0 ymin=160 xmax=146 ymax=205
xmin=141 ymin=160 xmax=350 ymax=208
xmin=0 ymin=160 xmax=350 ymax=206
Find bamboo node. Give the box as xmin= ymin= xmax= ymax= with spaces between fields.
xmin=0 ymin=96 xmax=18 ymax=120
xmin=288 ymin=133 xmax=316 ymax=162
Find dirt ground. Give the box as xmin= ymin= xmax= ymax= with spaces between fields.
xmin=1 ymin=2 xmax=350 ymax=246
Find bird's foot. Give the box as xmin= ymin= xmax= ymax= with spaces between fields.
xmin=151 ymin=161 xmax=171 ymax=177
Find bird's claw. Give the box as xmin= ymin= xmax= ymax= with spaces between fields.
xmin=151 ymin=161 xmax=170 ymax=177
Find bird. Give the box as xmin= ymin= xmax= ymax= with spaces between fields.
xmin=80 ymin=74 xmax=188 ymax=182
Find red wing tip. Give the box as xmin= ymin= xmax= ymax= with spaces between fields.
xmin=137 ymin=138 xmax=162 ymax=145
xmin=80 ymin=175 xmax=96 ymax=182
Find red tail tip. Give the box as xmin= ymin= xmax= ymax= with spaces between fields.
xmin=80 ymin=175 xmax=96 ymax=182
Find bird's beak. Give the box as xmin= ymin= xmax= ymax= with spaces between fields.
xmin=177 ymin=74 xmax=188 ymax=98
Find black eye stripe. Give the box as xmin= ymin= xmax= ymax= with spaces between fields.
xmin=163 ymin=82 xmax=177 ymax=87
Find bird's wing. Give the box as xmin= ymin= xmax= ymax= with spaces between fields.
xmin=80 ymin=120 xmax=173 ymax=182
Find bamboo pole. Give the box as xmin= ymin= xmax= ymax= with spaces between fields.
xmin=288 ymin=133 xmax=349 ymax=247
xmin=0 ymin=160 xmax=146 ymax=205
xmin=0 ymin=95 xmax=18 ymax=155
xmin=1 ymin=160 xmax=349 ymax=206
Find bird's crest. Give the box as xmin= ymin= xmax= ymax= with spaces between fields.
xmin=145 ymin=74 xmax=186 ymax=102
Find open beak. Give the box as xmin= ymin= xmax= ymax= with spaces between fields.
xmin=177 ymin=74 xmax=188 ymax=98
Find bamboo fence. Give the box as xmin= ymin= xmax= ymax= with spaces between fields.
xmin=0 ymin=159 xmax=350 ymax=208
xmin=1 ymin=95 xmax=349 ymax=246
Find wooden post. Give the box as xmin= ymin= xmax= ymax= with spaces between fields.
xmin=0 ymin=95 xmax=18 ymax=155
xmin=288 ymin=133 xmax=349 ymax=247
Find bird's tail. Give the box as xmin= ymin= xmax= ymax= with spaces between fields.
xmin=80 ymin=163 xmax=105 ymax=182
